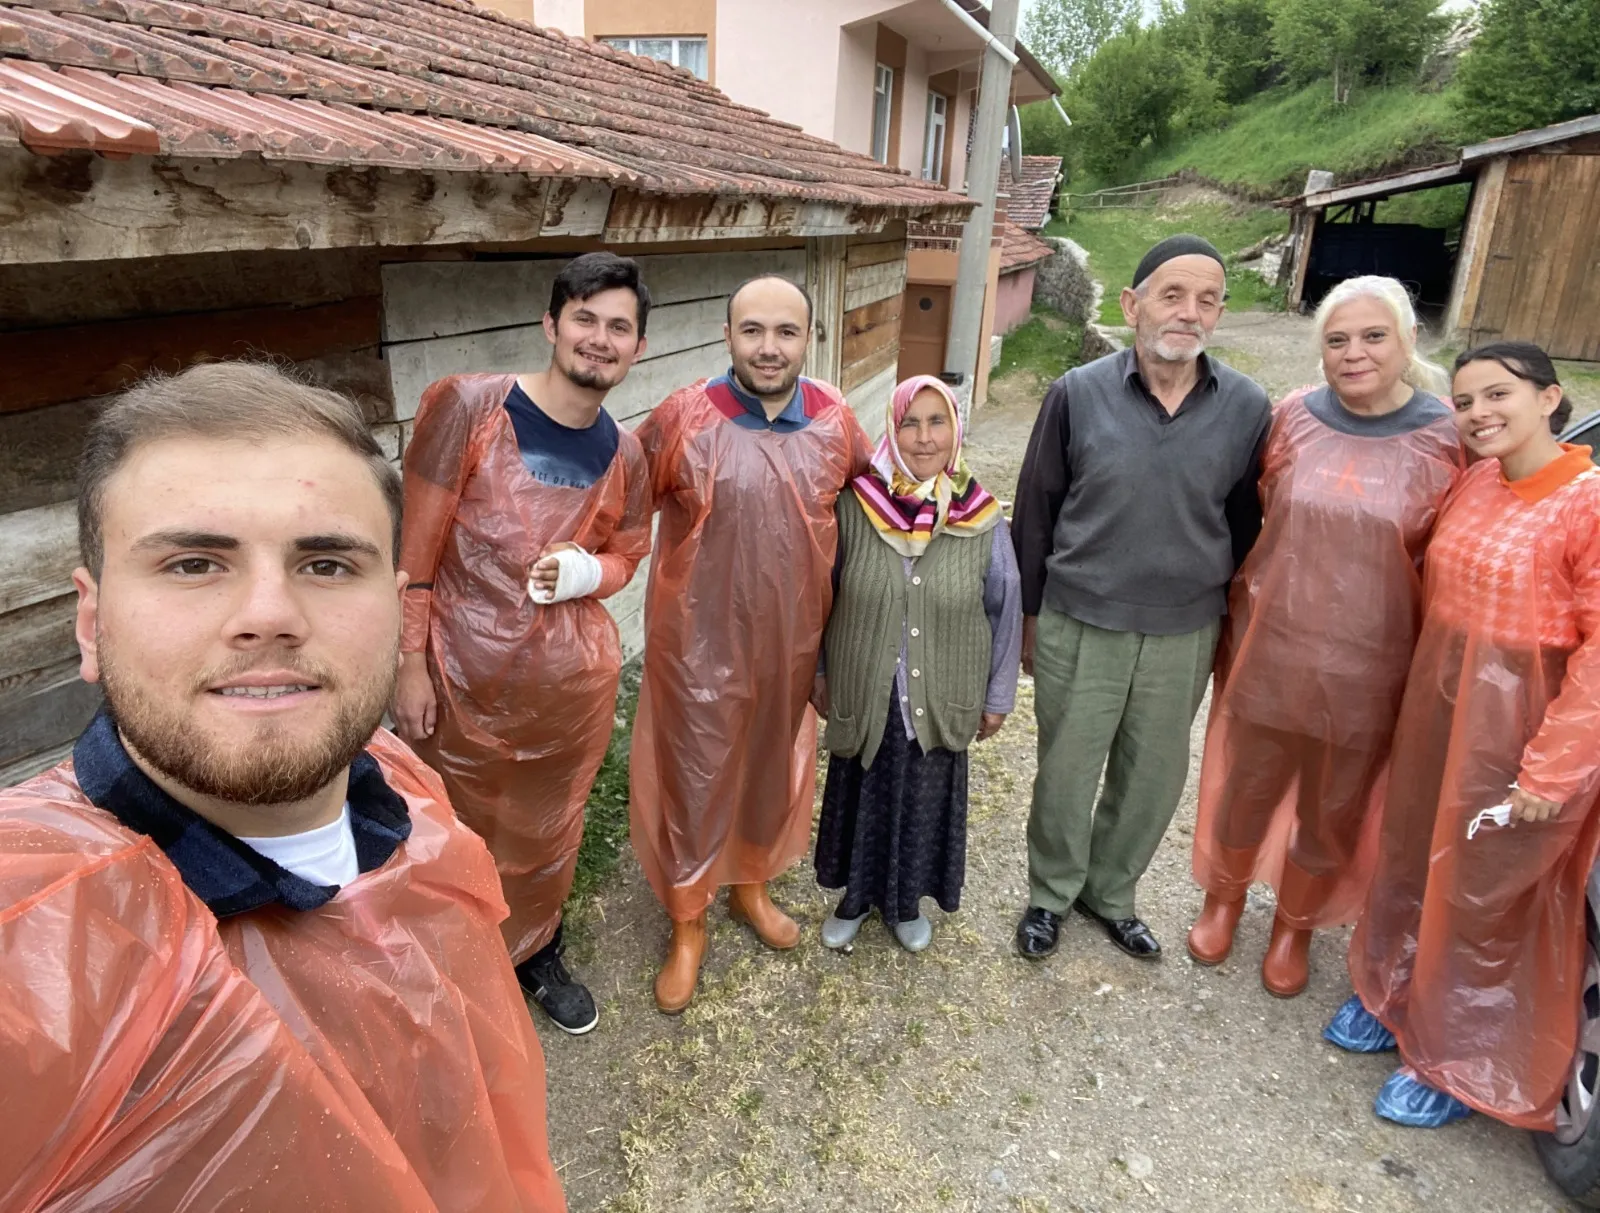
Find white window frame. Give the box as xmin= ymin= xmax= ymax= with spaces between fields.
xmin=871 ymin=63 xmax=894 ymax=164
xmin=601 ymin=36 xmax=709 ymax=80
xmin=921 ymin=91 xmax=948 ymax=182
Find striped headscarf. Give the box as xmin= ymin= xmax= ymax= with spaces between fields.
xmin=849 ymin=374 xmax=1001 ymax=558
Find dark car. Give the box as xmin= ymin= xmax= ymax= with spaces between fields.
xmin=1561 ymin=412 xmax=1600 ymax=461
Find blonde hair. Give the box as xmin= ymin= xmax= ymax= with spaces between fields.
xmin=1312 ymin=275 xmax=1448 ymax=396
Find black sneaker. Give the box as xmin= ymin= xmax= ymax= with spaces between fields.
xmin=514 ymin=929 xmax=599 ymax=1036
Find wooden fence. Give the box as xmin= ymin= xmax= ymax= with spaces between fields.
xmin=1063 ymin=176 xmax=1183 ymax=210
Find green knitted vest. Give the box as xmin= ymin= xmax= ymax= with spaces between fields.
xmin=824 ymin=491 xmax=994 ymax=768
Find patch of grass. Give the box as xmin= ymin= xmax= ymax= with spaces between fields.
xmin=1047 ymin=201 xmax=1288 ymax=325
xmin=995 ymin=309 xmax=1086 ymax=384
xmin=1558 ymin=362 xmax=1600 ymax=424
xmin=1375 ymin=182 xmax=1473 ymax=240
xmin=567 ymin=658 xmax=640 ymax=912
xmin=1132 ymin=82 xmax=1465 ymax=198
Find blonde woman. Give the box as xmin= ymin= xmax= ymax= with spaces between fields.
xmin=1187 ymin=276 xmax=1464 ymax=996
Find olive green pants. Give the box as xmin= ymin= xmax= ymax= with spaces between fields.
xmin=1027 ymin=606 xmax=1218 ymax=920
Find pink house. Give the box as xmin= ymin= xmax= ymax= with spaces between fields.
xmin=487 ymin=0 xmax=1061 ymax=404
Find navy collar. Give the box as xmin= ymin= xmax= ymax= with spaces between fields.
xmin=73 ymin=709 xmax=412 ymax=918
xmin=1120 ymin=346 xmax=1219 ymax=392
xmin=716 ymin=369 xmax=811 ymax=431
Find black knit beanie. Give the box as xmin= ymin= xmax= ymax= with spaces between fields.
xmin=1132 ymin=234 xmax=1225 ymax=288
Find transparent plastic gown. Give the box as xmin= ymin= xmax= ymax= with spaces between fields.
xmin=1350 ymin=450 xmax=1600 ymax=1129
xmin=629 ymin=377 xmax=871 ymax=920
xmin=401 ymin=374 xmax=651 ymax=963
xmin=1193 ymin=389 xmax=1462 ymax=926
xmin=0 ymin=730 xmax=565 ymax=1211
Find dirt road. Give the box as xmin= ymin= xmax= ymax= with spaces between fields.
xmin=537 ymin=377 xmax=1577 ymax=1213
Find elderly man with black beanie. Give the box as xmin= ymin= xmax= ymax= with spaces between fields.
xmin=1011 ymin=234 xmax=1271 ymax=961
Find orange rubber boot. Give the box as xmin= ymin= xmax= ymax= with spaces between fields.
xmin=654 ymin=913 xmax=707 ymax=1015
xmin=1187 ymin=893 xmax=1247 ymax=966
xmin=727 ymin=882 xmax=800 ymax=950
xmin=1261 ymin=861 xmax=1323 ymax=998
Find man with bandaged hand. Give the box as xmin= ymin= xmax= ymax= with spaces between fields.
xmin=394 ymin=252 xmax=653 ymax=1035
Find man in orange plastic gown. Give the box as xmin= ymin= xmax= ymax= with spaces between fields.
xmin=0 ymin=363 xmax=564 ymax=1212
xmin=394 ymin=253 xmax=653 ymax=1037
xmin=631 ymin=274 xmax=872 ymax=1014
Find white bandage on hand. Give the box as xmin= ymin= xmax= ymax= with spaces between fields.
xmin=528 ymin=547 xmax=604 ymax=605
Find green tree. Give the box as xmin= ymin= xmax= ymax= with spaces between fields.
xmin=1064 ymin=25 xmax=1184 ymax=176
xmin=1453 ymin=0 xmax=1600 ymax=139
xmin=1022 ymin=0 xmax=1142 ymax=78
xmin=1268 ymin=0 xmax=1445 ymax=102
xmin=1165 ymin=0 xmax=1276 ymax=104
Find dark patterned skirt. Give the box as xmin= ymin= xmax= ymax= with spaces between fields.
xmin=814 ymin=692 xmax=968 ymax=925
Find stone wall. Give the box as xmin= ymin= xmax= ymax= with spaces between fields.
xmin=1035 ymin=236 xmax=1123 ymax=361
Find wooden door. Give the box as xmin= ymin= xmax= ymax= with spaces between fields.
xmin=1470 ymin=153 xmax=1600 ymax=360
xmin=897 ymin=283 xmax=950 ymax=380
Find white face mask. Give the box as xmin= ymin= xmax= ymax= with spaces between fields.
xmin=1466 ymin=788 xmax=1520 ymax=840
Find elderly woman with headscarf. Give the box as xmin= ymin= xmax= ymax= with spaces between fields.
xmin=810 ymin=375 xmax=1022 ymax=953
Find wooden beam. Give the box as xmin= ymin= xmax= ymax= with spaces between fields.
xmin=0 ymin=247 xmax=381 ymax=333
xmin=844 ymin=363 xmax=897 ymax=439
xmin=0 ymin=593 xmax=78 ymax=689
xmin=0 ymin=658 xmax=100 ymax=773
xmin=846 ymin=258 xmax=909 ymax=311
xmin=1444 ymin=157 xmax=1509 ymax=345
xmin=1286 ymin=210 xmax=1318 ymax=311
xmin=0 ymin=299 xmax=383 ymax=414
xmin=805 ymin=236 xmax=848 ymax=388
xmin=1462 ymin=114 xmax=1600 ymax=164
xmin=0 ymin=501 xmax=79 ymax=616
xmin=841 ymin=340 xmax=901 ymax=395
xmin=1299 ymin=163 xmax=1468 ymax=211
xmin=841 ymin=295 xmax=903 ymax=368
xmin=381 ymin=250 xmax=805 ymax=344
xmin=0 ymin=149 xmax=584 ymax=267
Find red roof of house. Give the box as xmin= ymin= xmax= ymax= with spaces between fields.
xmin=1000 ymin=219 xmax=1051 ymax=274
xmin=998 ymin=154 xmax=1061 ymax=230
xmin=0 ymin=0 xmax=966 ymax=215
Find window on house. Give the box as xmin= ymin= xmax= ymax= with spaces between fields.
xmin=921 ymin=92 xmax=948 ymax=181
xmin=602 ymin=36 xmax=709 ymax=80
xmin=871 ymin=63 xmax=894 ymax=164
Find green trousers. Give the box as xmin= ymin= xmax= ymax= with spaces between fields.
xmin=1027 ymin=606 xmax=1219 ymax=920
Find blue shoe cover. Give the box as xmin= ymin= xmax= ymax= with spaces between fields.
xmin=1374 ymin=1068 xmax=1473 ymax=1127
xmin=1324 ymin=994 xmax=1397 ymax=1053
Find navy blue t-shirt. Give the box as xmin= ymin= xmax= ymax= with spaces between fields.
xmin=504 ymin=383 xmax=619 ymax=489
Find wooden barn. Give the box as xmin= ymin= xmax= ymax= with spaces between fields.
xmin=0 ymin=0 xmax=970 ymax=787
xmin=1281 ymin=112 xmax=1600 ymax=360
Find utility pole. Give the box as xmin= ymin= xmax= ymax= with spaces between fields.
xmin=942 ymin=0 xmax=1020 ymax=409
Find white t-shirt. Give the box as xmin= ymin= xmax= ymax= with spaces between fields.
xmin=239 ymin=805 xmax=360 ymax=887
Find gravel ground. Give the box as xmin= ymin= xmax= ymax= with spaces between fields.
xmin=534 ymin=365 xmax=1581 ymax=1213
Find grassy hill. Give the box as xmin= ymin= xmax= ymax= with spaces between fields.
xmin=1107 ymin=82 xmax=1465 ymax=199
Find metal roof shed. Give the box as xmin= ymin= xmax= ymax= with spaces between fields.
xmin=1279 ymin=113 xmax=1600 ymax=360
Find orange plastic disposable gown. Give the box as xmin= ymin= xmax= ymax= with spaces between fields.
xmin=1192 ymin=390 xmax=1462 ymax=926
xmin=0 ymin=729 xmax=565 ymax=1211
xmin=629 ymin=377 xmax=871 ymax=920
xmin=1350 ymin=451 xmax=1600 ymax=1129
xmin=402 ymin=374 xmax=651 ymax=963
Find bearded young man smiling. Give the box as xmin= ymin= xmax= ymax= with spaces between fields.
xmin=0 ymin=362 xmax=565 ymax=1212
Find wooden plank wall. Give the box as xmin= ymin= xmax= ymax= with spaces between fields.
xmin=1467 ymin=153 xmax=1600 ymax=360
xmin=0 ymin=247 xmax=398 ymax=787
xmin=381 ymin=247 xmax=808 ymax=655
xmin=841 ymin=233 xmax=908 ymax=442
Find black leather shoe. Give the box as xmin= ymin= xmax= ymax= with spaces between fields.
xmin=1015 ymin=907 xmax=1062 ymax=959
xmin=515 ymin=925 xmax=599 ymax=1035
xmin=1074 ymin=901 xmax=1161 ymax=960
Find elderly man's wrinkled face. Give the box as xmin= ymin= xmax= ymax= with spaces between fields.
xmin=1121 ymin=255 xmax=1227 ymax=364
xmin=74 ymin=435 xmax=406 ymax=808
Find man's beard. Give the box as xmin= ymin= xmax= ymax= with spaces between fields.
xmin=555 ymin=346 xmax=623 ymax=391
xmin=733 ymin=359 xmax=800 ymax=402
xmin=1143 ymin=323 xmax=1208 ymax=363
xmin=98 ymin=641 xmax=395 ymax=807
